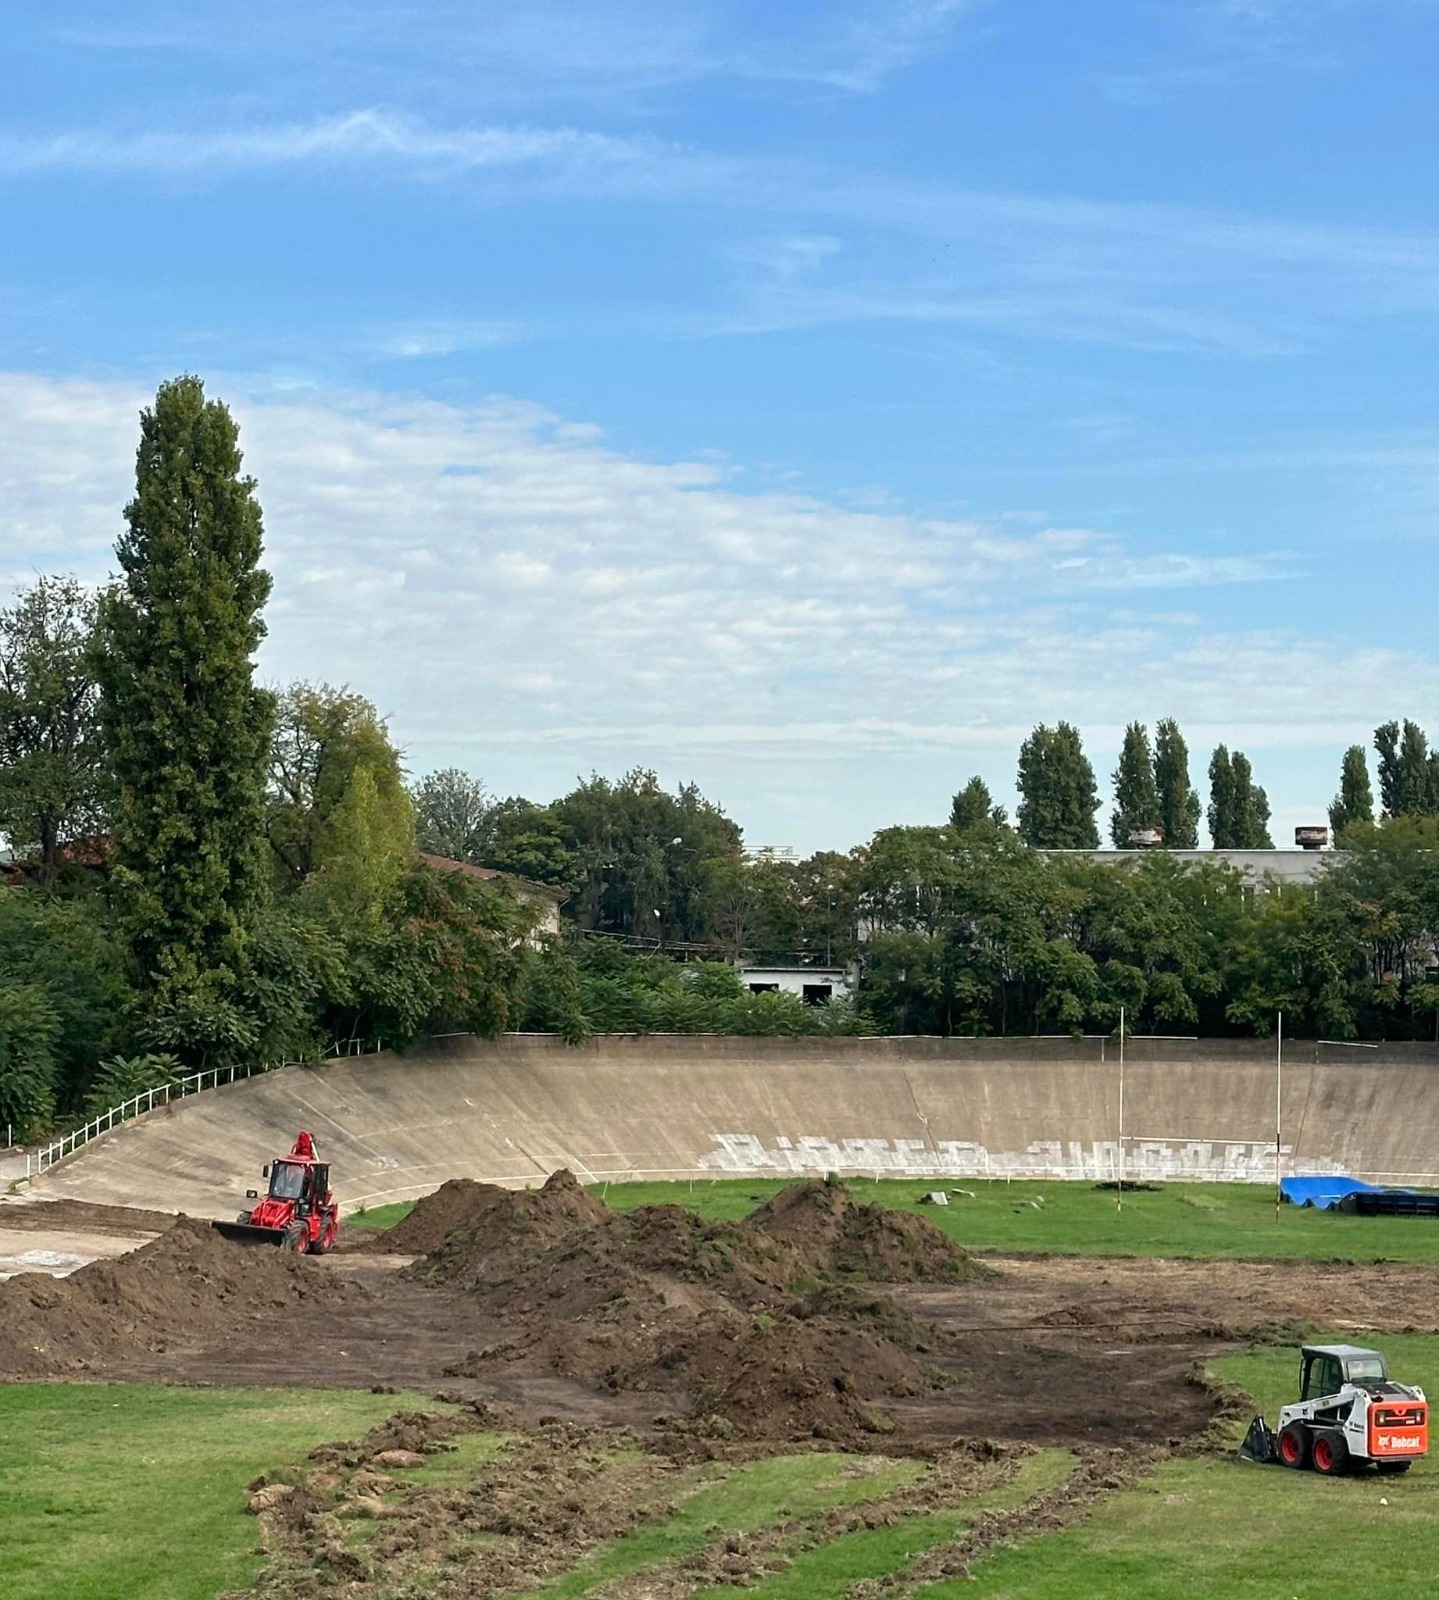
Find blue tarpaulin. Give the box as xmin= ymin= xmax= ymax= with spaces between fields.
xmin=1281 ymin=1175 xmax=1388 ymax=1210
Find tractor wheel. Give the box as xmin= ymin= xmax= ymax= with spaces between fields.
xmin=281 ymin=1224 xmax=307 ymax=1253
xmin=1312 ymin=1429 xmax=1349 ymax=1476
xmin=1277 ymin=1424 xmax=1310 ymax=1469
xmin=1376 ymin=1460 xmax=1412 ymax=1475
xmin=234 ymin=1211 xmax=251 ymax=1224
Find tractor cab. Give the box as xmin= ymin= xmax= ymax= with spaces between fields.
xmin=1301 ymin=1345 xmax=1389 ymax=1400
xmin=265 ymin=1158 xmax=330 ymax=1208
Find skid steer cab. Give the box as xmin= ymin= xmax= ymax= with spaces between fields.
xmin=1240 ymin=1344 xmax=1427 ymax=1476
xmin=210 ymin=1131 xmax=340 ymax=1254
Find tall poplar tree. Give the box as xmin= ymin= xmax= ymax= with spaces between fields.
xmin=1110 ymin=722 xmax=1160 ymax=846
xmin=1374 ymin=720 xmax=1436 ymax=818
xmin=1329 ymin=745 xmax=1374 ymax=841
xmin=1208 ymin=745 xmax=1272 ymax=848
xmin=1207 ymin=745 xmax=1236 ymax=846
xmin=1016 ymin=722 xmax=1100 ymax=848
xmin=94 ymin=377 xmax=275 ymax=1060
xmin=1153 ymin=717 xmax=1201 ymax=848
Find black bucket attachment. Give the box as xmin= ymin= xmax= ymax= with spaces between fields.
xmin=1238 ymin=1415 xmax=1278 ymax=1464
xmin=210 ymin=1219 xmax=287 ymax=1247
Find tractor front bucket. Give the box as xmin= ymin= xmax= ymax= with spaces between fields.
xmin=1238 ymin=1415 xmax=1278 ymax=1465
xmin=210 ymin=1219 xmax=288 ymax=1247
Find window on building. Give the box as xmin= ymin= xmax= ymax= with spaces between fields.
xmin=802 ymin=984 xmax=833 ymax=1005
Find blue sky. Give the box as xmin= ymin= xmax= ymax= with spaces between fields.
xmin=4 ymin=1 xmax=1439 ymax=850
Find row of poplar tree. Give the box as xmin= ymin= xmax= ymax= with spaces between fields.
xmin=994 ymin=719 xmax=1273 ymax=850
xmin=987 ymin=719 xmax=1426 ymax=852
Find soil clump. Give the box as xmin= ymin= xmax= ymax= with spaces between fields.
xmin=0 ymin=1215 xmax=364 ymax=1377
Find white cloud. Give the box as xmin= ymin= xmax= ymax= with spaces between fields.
xmin=0 ymin=370 xmax=1429 ymax=842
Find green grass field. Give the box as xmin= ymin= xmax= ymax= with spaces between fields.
xmin=352 ymin=1176 xmax=1439 ymax=1263
xmin=0 ymin=1385 xmax=441 ymax=1600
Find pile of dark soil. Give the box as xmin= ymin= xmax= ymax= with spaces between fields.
xmin=0 ymin=1216 xmax=365 ymax=1378
xmin=381 ymin=1169 xmax=610 ymax=1261
xmin=747 ymin=1179 xmax=988 ymax=1282
xmin=393 ymin=1172 xmax=974 ymax=1442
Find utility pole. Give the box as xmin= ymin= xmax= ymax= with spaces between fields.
xmin=1117 ymin=1005 xmax=1126 ymax=1215
xmin=1275 ymin=1010 xmax=1283 ymax=1224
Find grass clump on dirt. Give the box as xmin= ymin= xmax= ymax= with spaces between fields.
xmin=0 ymin=1383 xmax=440 ymax=1600
xmin=345 ymin=1201 xmax=411 ymax=1233
xmin=522 ymin=1452 xmax=926 ymax=1599
xmin=916 ymin=1332 xmax=1439 ymax=1600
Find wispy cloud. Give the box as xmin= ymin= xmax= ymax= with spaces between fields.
xmin=0 ymin=109 xmax=687 ymax=185
xmin=734 ymin=0 xmax=975 ymax=93
xmin=364 ymin=320 xmax=537 ymax=360
xmin=7 ymin=101 xmax=1438 ymax=361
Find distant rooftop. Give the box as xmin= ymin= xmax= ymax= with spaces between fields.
xmin=1051 ymin=849 xmax=1331 ymax=886
xmin=416 ymin=851 xmax=567 ymax=901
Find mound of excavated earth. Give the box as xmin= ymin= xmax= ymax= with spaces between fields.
xmin=379 ymin=1170 xmax=612 ymax=1258
xmin=747 ymin=1178 xmax=988 ymax=1281
xmin=0 ymin=1216 xmax=365 ymax=1378
xmin=395 ymin=1171 xmax=967 ymax=1442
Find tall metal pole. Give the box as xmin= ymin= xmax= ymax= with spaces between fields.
xmin=1117 ymin=1005 xmax=1126 ymax=1215
xmin=1275 ymin=1010 xmax=1283 ymax=1224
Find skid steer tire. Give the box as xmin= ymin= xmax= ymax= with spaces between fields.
xmin=282 ymin=1224 xmax=307 ymax=1253
xmin=1376 ymin=1460 xmax=1412 ymax=1475
xmin=1278 ymin=1424 xmax=1310 ymax=1469
xmin=1312 ymin=1429 xmax=1349 ymax=1476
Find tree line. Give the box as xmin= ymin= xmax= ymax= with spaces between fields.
xmin=4 ymin=376 xmax=1438 ymax=1137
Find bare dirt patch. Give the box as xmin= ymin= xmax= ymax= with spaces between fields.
xmin=0 ymin=1197 xmax=174 ymax=1237
xmin=5 ymin=1176 xmax=1436 ymax=1458
xmin=0 ymin=1215 xmax=365 ymax=1377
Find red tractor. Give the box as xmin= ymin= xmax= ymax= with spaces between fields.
xmin=211 ymin=1131 xmax=340 ymax=1253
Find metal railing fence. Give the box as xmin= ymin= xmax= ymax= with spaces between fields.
xmin=22 ymin=1037 xmax=383 ymax=1181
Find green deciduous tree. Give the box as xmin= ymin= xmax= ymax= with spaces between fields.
xmin=412 ymin=768 xmax=493 ymax=863
xmin=1208 ymin=746 xmax=1273 ymax=848
xmin=0 ymin=983 xmax=61 ymax=1137
xmin=1016 ymin=723 xmax=1100 ymax=848
xmin=1110 ymin=722 xmax=1161 ymax=847
xmin=266 ymin=683 xmax=414 ymax=920
xmin=486 ymin=798 xmax=576 ymax=888
xmin=1153 ymin=718 xmax=1201 ymax=849
xmin=0 ymin=888 xmax=128 ymax=1110
xmin=337 ymin=861 xmax=537 ymax=1047
xmin=1329 ymin=744 xmax=1374 ymax=842
xmin=93 ymin=376 xmax=276 ymax=1062
xmin=0 ymin=575 xmax=107 ymax=886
